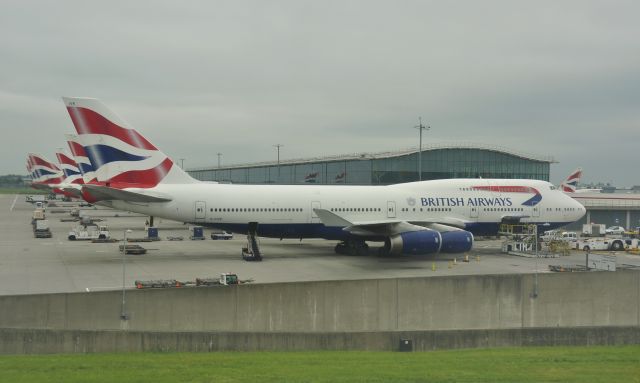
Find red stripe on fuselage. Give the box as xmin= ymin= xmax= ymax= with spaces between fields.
xmin=67 ymin=106 xmax=157 ymax=150
xmin=472 ymin=185 xmax=540 ymax=194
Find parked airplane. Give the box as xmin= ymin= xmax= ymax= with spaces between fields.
xmin=560 ymin=168 xmax=582 ymax=193
xmin=26 ymin=153 xmax=64 ymax=192
xmin=560 ymin=167 xmax=601 ymax=194
xmin=63 ymin=97 xmax=586 ymax=257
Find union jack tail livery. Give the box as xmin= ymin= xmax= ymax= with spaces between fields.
xmin=62 ymin=97 xmax=197 ymax=189
xmin=560 ymin=167 xmax=582 ymax=193
xmin=55 ymin=151 xmax=83 ymax=185
xmin=26 ymin=153 xmax=64 ymax=191
xmin=65 ymin=134 xmax=97 ymax=184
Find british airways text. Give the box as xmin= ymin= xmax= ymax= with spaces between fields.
xmin=421 ymin=197 xmax=513 ymax=207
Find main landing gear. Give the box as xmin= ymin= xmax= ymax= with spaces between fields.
xmin=334 ymin=240 xmax=370 ymax=256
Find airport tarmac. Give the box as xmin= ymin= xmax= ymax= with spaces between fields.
xmin=2 ymin=194 xmax=640 ymax=296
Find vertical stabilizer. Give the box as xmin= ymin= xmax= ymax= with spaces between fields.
xmin=560 ymin=167 xmax=582 ymax=193
xmin=55 ymin=150 xmax=83 ymax=185
xmin=65 ymin=133 xmax=97 ymax=184
xmin=62 ymin=97 xmax=198 ymax=188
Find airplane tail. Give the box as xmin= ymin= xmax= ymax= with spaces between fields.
xmin=62 ymin=97 xmax=198 ymax=189
xmin=560 ymin=167 xmax=582 ymax=193
xmin=55 ymin=150 xmax=84 ymax=185
xmin=65 ymin=134 xmax=97 ymax=184
xmin=27 ymin=153 xmax=64 ymax=186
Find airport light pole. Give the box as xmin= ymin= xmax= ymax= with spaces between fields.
xmin=121 ymin=229 xmax=132 ymax=320
xmin=414 ymin=117 xmax=430 ymax=181
xmin=533 ymin=224 xmax=539 ymax=298
xmin=217 ymin=153 xmax=222 ymax=168
xmin=273 ymin=144 xmax=283 ymax=176
xmin=179 ymin=158 xmax=185 ymax=169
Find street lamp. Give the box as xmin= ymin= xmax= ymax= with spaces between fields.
xmin=121 ymin=229 xmax=132 ymax=320
xmin=273 ymin=144 xmax=283 ymax=176
xmin=413 ymin=117 xmax=430 ymax=181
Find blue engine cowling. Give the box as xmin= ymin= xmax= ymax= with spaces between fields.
xmin=385 ymin=230 xmax=442 ymax=256
xmin=440 ymin=230 xmax=474 ymax=253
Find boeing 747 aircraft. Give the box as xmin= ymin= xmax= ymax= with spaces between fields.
xmin=62 ymin=97 xmax=585 ymax=257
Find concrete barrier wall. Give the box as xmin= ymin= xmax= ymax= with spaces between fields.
xmin=0 ymin=271 xmax=638 ymax=333
xmin=2 ymin=327 xmax=640 ymax=354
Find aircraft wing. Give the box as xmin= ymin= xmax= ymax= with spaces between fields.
xmin=313 ymin=208 xmax=468 ymax=236
xmin=83 ymin=185 xmax=173 ymax=203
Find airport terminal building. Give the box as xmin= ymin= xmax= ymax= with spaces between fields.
xmin=187 ymin=143 xmax=554 ymax=185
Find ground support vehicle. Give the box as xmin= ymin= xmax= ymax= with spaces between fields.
xmin=211 ymin=230 xmax=233 ymax=240
xmin=576 ymin=237 xmax=626 ymax=252
xmin=33 ymin=219 xmax=52 ymax=238
xmin=68 ymin=225 xmax=110 ymax=241
xmin=119 ymin=244 xmax=147 ymax=254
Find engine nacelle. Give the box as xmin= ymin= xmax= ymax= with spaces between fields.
xmin=385 ymin=230 xmax=442 ymax=256
xmin=440 ymin=230 xmax=474 ymax=253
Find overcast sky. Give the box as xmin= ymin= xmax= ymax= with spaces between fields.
xmin=1 ymin=1 xmax=639 ymax=186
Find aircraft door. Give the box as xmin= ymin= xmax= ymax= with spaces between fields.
xmin=469 ymin=206 xmax=479 ymax=219
xmin=531 ymin=205 xmax=540 ymax=218
xmin=311 ymin=201 xmax=321 ymax=223
xmin=195 ymin=201 xmax=206 ymax=220
xmin=387 ymin=201 xmax=396 ymax=218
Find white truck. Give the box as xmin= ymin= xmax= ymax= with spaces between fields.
xmin=582 ymin=223 xmax=606 ymax=237
xmin=68 ymin=225 xmax=110 ymax=241
xmin=26 ymin=195 xmax=46 ymax=204
xmin=576 ymin=237 xmax=627 ymax=252
xmin=33 ymin=219 xmax=52 ymax=238
xmin=541 ymin=230 xmax=577 ymax=242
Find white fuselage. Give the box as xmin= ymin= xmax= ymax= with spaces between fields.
xmin=104 ymin=178 xmax=585 ymax=240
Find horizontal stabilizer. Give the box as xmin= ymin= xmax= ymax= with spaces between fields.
xmin=83 ymin=184 xmax=172 ymax=203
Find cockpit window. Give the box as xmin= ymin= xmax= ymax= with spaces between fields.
xmin=549 ymin=185 xmax=556 ymax=190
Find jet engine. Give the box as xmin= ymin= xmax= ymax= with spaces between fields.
xmin=384 ymin=230 xmax=442 ymax=256
xmin=440 ymin=230 xmax=474 ymax=253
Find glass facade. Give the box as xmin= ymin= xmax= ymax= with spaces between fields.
xmin=188 ymin=148 xmax=551 ymax=185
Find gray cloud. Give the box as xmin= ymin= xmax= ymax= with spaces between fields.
xmin=1 ymin=0 xmax=639 ymax=186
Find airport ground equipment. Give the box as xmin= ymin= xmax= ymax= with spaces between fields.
xmin=31 ymin=208 xmax=45 ymax=224
xmin=68 ymin=225 xmax=110 ymax=241
xmin=576 ymin=237 xmax=626 ymax=252
xmin=135 ymin=279 xmax=182 ymax=289
xmin=582 ymin=223 xmax=606 ymax=237
xmin=25 ymin=195 xmax=46 ymax=204
xmin=91 ymin=238 xmax=118 ymax=243
xmin=242 ymin=223 xmax=262 ymax=261
xmin=211 ymin=230 xmax=233 ymax=240
xmin=548 ymin=264 xmax=589 ymax=272
xmin=167 ymin=236 xmax=184 ymax=241
xmin=189 ymin=226 xmax=204 ymax=240
xmin=33 ymin=219 xmax=52 ymax=238
xmin=118 ymin=244 xmax=147 ymax=255
xmin=135 ymin=273 xmax=250 ymax=289
xmin=147 ymin=227 xmax=159 ymax=240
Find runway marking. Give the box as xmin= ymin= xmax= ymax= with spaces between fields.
xmin=9 ymin=195 xmax=18 ymax=211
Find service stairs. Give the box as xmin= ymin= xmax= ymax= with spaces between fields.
xmin=243 ymin=222 xmax=262 ymax=261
